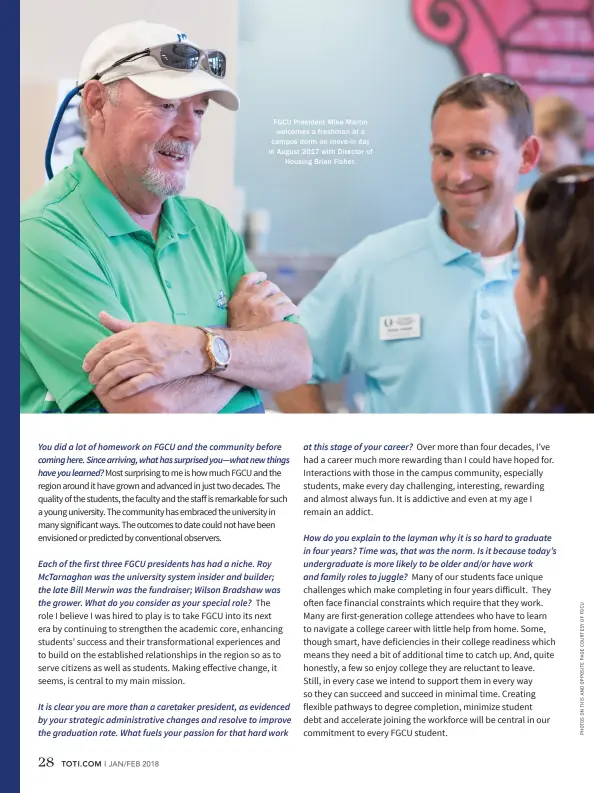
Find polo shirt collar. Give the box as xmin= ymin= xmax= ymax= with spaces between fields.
xmin=160 ymin=197 xmax=197 ymax=237
xmin=71 ymin=148 xmax=196 ymax=239
xmin=72 ymin=148 xmax=139 ymax=237
xmin=428 ymin=203 xmax=524 ymax=272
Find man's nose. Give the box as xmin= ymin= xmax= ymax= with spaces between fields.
xmin=447 ymin=155 xmax=472 ymax=185
xmin=172 ymin=107 xmax=203 ymax=143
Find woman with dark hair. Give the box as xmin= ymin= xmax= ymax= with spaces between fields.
xmin=503 ymin=164 xmax=594 ymax=413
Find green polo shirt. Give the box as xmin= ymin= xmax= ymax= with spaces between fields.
xmin=21 ymin=149 xmax=274 ymax=414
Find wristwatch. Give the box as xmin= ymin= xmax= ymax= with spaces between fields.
xmin=197 ymin=326 xmax=231 ymax=373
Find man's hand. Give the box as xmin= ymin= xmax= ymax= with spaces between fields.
xmin=227 ymin=271 xmax=298 ymax=330
xmin=82 ymin=312 xmax=209 ymax=399
xmin=274 ymin=383 xmax=327 ymax=413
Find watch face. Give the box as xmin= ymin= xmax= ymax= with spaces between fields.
xmin=212 ymin=335 xmax=231 ymax=365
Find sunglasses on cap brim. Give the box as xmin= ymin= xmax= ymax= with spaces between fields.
xmin=86 ymin=42 xmax=226 ymax=87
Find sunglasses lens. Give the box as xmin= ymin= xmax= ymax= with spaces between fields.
xmin=156 ymin=43 xmax=227 ymax=77
xmin=207 ymin=51 xmax=226 ymax=78
xmin=528 ymin=189 xmax=549 ymax=212
xmin=161 ymin=43 xmax=201 ymax=70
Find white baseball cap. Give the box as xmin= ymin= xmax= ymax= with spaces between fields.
xmin=78 ymin=21 xmax=239 ymax=111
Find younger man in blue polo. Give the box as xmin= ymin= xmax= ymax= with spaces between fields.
xmin=275 ymin=74 xmax=541 ymax=414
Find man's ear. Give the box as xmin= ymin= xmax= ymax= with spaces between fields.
xmin=81 ymin=81 xmax=109 ymax=132
xmin=520 ymin=135 xmax=541 ymax=175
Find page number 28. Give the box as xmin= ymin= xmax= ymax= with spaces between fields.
xmin=39 ymin=757 xmax=54 ymax=768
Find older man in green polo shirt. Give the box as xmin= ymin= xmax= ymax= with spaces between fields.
xmin=20 ymin=21 xmax=311 ymax=414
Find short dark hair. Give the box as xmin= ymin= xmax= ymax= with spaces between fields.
xmin=432 ymin=74 xmax=533 ymax=146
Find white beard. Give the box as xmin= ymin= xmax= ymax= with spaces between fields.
xmin=141 ymin=142 xmax=193 ymax=197
xmin=141 ymin=164 xmax=188 ymax=198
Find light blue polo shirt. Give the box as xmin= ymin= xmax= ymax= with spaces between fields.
xmin=299 ymin=205 xmax=527 ymax=413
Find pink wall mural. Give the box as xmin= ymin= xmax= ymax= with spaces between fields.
xmin=412 ymin=0 xmax=594 ymax=150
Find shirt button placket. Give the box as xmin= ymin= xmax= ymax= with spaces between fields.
xmin=476 ymin=288 xmax=494 ymax=345
xmin=155 ymin=252 xmax=176 ymax=320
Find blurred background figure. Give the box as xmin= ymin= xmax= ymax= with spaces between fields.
xmin=516 ymin=95 xmax=588 ymax=214
xmin=504 ymin=164 xmax=594 ymax=413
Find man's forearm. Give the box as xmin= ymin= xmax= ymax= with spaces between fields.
xmin=274 ymin=383 xmax=328 ymax=413
xmin=216 ymin=323 xmax=312 ymax=392
xmin=97 ymin=374 xmax=243 ymax=414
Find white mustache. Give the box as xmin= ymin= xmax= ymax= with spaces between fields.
xmin=154 ymin=140 xmax=194 ymax=157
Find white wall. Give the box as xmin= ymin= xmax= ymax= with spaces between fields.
xmin=20 ymin=0 xmax=239 ymax=219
